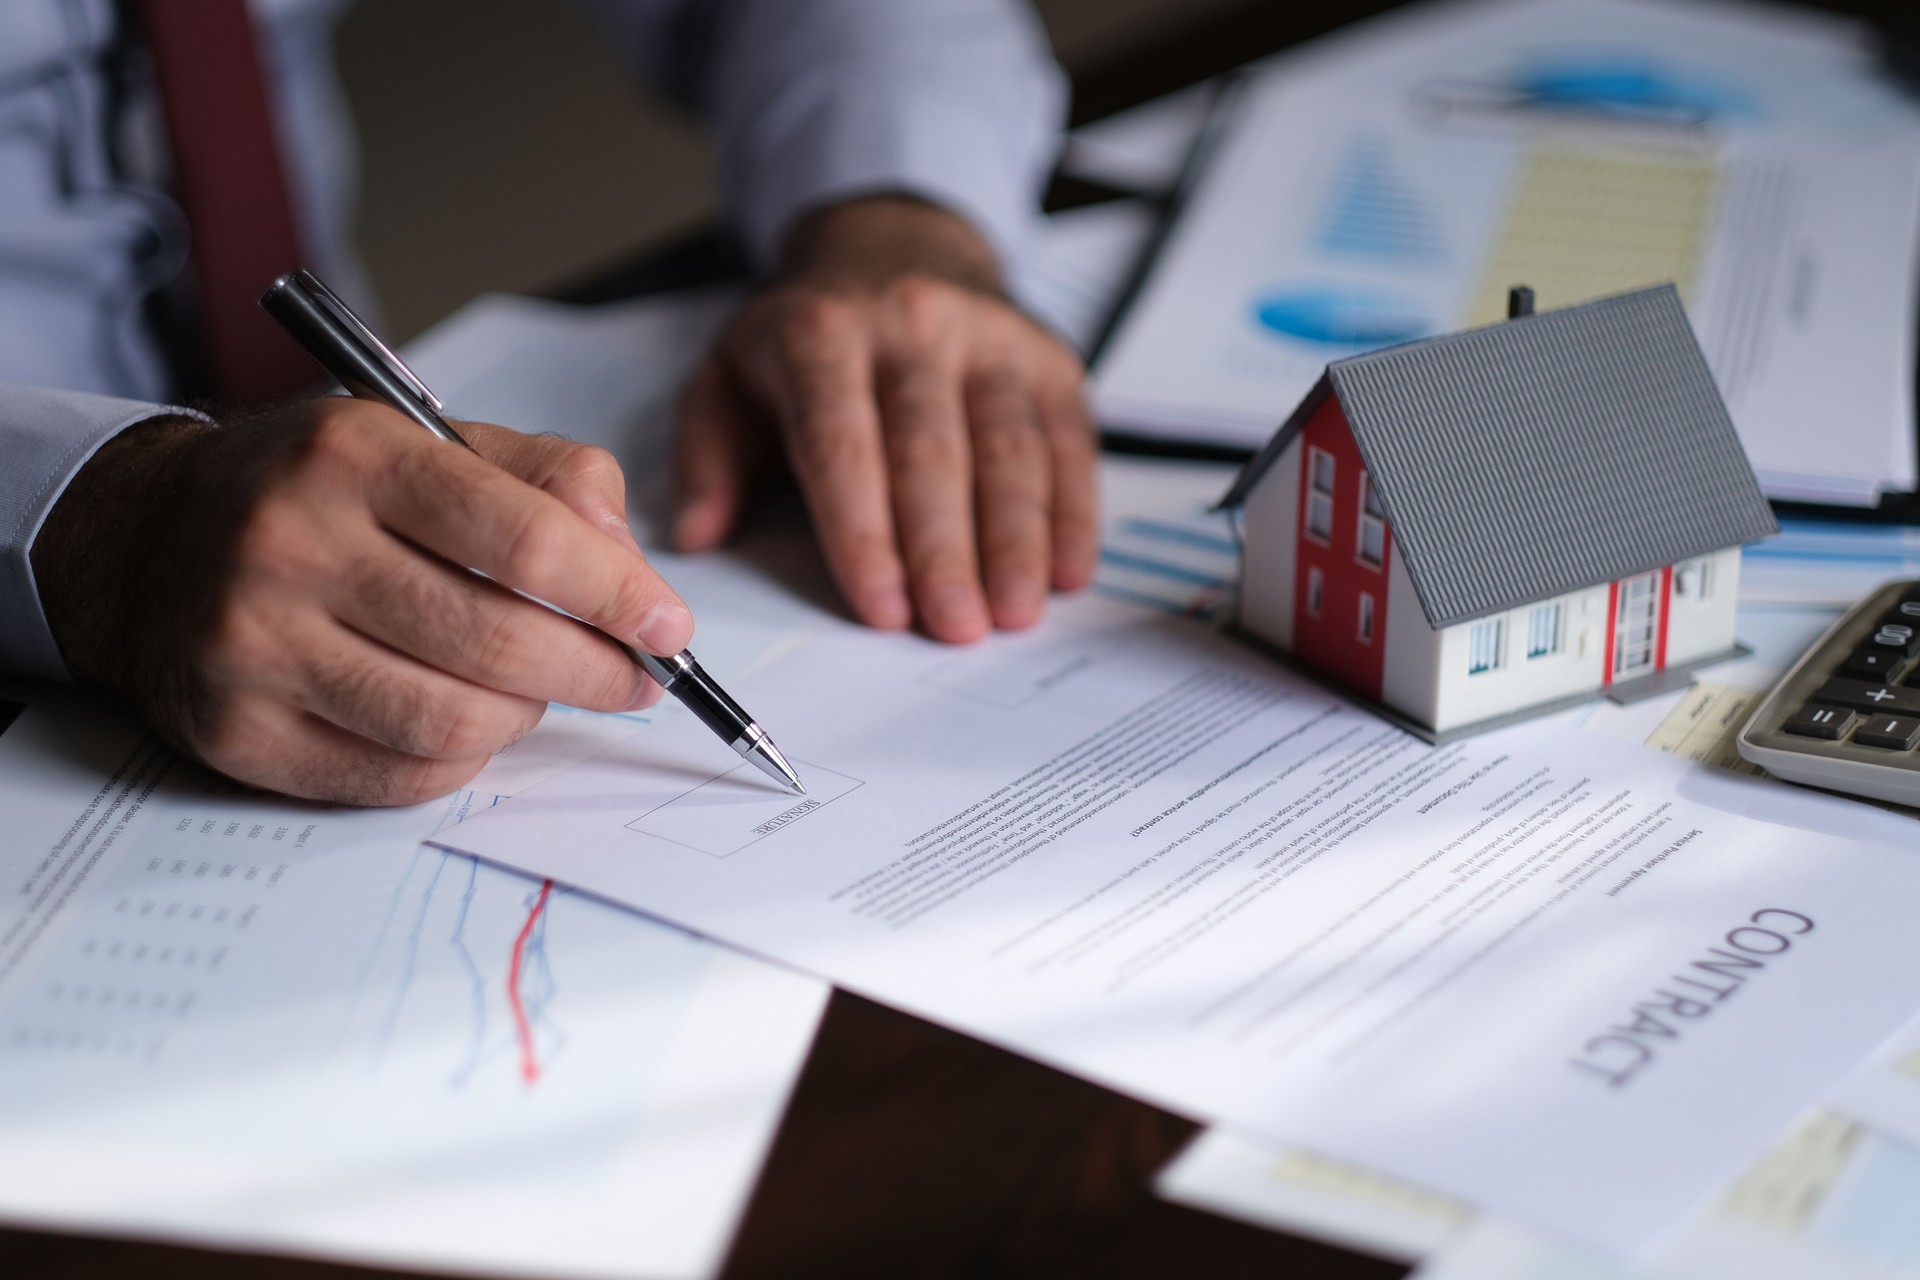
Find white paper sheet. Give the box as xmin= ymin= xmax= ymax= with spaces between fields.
xmin=1830 ymin=1018 xmax=1920 ymax=1154
xmin=1409 ymin=1111 xmax=1920 ymax=1280
xmin=1155 ymin=1125 xmax=1472 ymax=1263
xmin=437 ymin=587 xmax=1920 ymax=1252
xmin=0 ymin=693 xmax=826 ymax=1278
xmin=399 ymin=288 xmax=739 ymax=547
xmin=1014 ymin=200 xmax=1161 ymax=354
xmin=1090 ymin=0 xmax=1920 ymax=504
xmin=1060 ymin=82 xmax=1220 ymax=195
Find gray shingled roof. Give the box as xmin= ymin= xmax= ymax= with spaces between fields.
xmin=1220 ymin=285 xmax=1777 ymax=629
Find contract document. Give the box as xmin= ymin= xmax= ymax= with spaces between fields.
xmin=439 ymin=594 xmax=1920 ymax=1252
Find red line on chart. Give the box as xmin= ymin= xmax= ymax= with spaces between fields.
xmin=507 ymin=879 xmax=553 ymax=1084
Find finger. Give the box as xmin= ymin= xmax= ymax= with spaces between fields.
xmin=747 ymin=302 xmax=911 ymax=629
xmin=275 ymin=620 xmax=548 ymax=763
xmin=325 ymin=530 xmax=657 ymax=713
xmin=369 ymin=436 xmax=694 ymax=655
xmin=882 ymin=362 xmax=990 ymax=643
xmin=1036 ymin=365 xmax=1100 ymax=591
xmin=673 ymin=358 xmax=762 ymax=552
xmin=966 ymin=367 xmax=1051 ymax=630
xmin=460 ymin=420 xmax=642 ymax=556
xmin=196 ymin=696 xmax=489 ymax=807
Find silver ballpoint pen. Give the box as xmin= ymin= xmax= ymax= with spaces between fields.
xmin=260 ymin=270 xmax=805 ymax=796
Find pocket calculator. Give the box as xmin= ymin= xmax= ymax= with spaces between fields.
xmin=1737 ymin=579 xmax=1920 ymax=807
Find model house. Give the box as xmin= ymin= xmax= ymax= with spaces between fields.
xmin=1218 ymin=284 xmax=1777 ymax=740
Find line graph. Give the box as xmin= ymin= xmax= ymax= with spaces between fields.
xmin=508 ymin=880 xmax=554 ymax=1084
xmin=332 ymin=790 xmax=578 ymax=1092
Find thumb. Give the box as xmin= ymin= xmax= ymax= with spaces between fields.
xmin=673 ymin=358 xmax=763 ymax=553
xmin=455 ymin=419 xmax=643 ymax=556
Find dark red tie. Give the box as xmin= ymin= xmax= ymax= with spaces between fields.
xmin=130 ymin=0 xmax=315 ymax=405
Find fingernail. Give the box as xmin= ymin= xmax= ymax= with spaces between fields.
xmin=637 ymin=599 xmax=694 ymax=654
xmin=925 ymin=582 xmax=988 ymax=642
xmin=990 ymin=573 xmax=1046 ymax=629
xmin=858 ymin=583 xmax=913 ymax=630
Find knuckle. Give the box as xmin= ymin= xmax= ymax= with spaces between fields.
xmin=552 ymin=442 xmax=621 ymax=490
xmin=777 ymin=293 xmax=854 ymax=354
xmin=500 ymin=510 xmax=569 ymax=587
xmin=202 ymin=600 xmax=278 ymax=681
xmin=470 ymin=608 xmax=535 ymax=686
xmin=887 ymin=274 xmax=954 ymax=329
xmin=424 ymin=695 xmax=512 ymax=761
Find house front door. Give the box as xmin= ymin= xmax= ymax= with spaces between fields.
xmin=1612 ymin=571 xmax=1662 ymax=679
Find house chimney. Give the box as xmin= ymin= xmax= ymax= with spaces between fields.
xmin=1507 ymin=285 xmax=1535 ymax=318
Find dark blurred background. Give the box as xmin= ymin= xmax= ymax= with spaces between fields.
xmin=335 ymin=0 xmax=1248 ymax=339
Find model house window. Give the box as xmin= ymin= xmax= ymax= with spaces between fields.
xmin=1467 ymin=618 xmax=1503 ymax=675
xmin=1307 ymin=565 xmax=1324 ymax=616
xmin=1674 ymin=558 xmax=1713 ymax=599
xmin=1357 ymin=591 xmax=1375 ymax=642
xmin=1356 ymin=470 xmax=1386 ymax=568
xmin=1526 ymin=602 xmax=1564 ymax=658
xmin=1306 ymin=447 xmax=1335 ymax=542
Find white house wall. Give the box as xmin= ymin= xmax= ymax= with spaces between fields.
xmin=1430 ymin=585 xmax=1612 ymax=733
xmin=1663 ymin=549 xmax=1742 ymax=664
xmin=1378 ymin=545 xmax=1440 ymax=727
xmin=1238 ymin=445 xmax=1302 ymax=650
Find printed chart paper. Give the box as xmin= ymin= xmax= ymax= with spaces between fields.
xmin=1090 ymin=0 xmax=1920 ymax=503
xmin=440 ymin=595 xmax=1920 ymax=1251
xmin=0 ymin=695 xmax=826 ymax=1279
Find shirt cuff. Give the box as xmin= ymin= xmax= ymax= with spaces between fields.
xmin=727 ymin=68 xmax=1065 ymax=282
xmin=0 ymin=382 xmax=209 ymax=682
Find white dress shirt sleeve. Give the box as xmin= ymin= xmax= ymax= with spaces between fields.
xmin=579 ymin=0 xmax=1067 ymax=276
xmin=0 ymin=384 xmax=207 ymax=681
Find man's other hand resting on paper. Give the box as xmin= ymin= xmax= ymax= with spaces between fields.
xmin=675 ymin=196 xmax=1098 ymax=645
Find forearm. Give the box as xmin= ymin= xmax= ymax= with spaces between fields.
xmin=613 ymin=0 xmax=1068 ymax=274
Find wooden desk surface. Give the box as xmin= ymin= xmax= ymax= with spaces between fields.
xmin=6 ymin=0 xmax=1916 ymax=1274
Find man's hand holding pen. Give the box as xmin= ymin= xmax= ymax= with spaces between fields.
xmin=33 ymin=399 xmax=693 ymax=806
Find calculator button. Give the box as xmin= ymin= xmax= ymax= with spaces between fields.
xmin=1784 ymin=704 xmax=1857 ymax=740
xmin=1840 ymin=647 xmax=1905 ymax=681
xmin=1854 ymin=714 xmax=1920 ymax=751
xmin=1812 ymin=678 xmax=1920 ymax=715
xmin=1862 ymin=622 xmax=1920 ymax=659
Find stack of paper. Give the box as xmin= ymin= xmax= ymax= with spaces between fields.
xmin=1090 ymin=0 xmax=1920 ymax=506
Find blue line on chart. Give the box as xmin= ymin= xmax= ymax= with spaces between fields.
xmin=1746 ymin=546 xmax=1920 ymax=565
xmin=446 ymin=855 xmax=488 ymax=1090
xmin=1094 ymin=582 xmax=1220 ymax=617
xmin=1100 ymin=548 xmax=1233 ymax=587
xmin=370 ymin=849 xmax=455 ymax=1068
xmin=330 ymin=842 xmax=434 ymax=1058
xmin=1116 ymin=517 xmax=1237 ymax=555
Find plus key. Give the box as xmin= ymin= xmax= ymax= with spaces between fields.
xmin=1812 ymin=678 xmax=1920 ymax=716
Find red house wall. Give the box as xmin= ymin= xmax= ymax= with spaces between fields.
xmin=1292 ymin=399 xmax=1391 ymax=700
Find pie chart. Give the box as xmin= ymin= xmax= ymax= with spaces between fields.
xmin=1250 ymin=286 xmax=1430 ymax=347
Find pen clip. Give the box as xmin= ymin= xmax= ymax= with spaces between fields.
xmin=291 ymin=270 xmax=444 ymax=414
